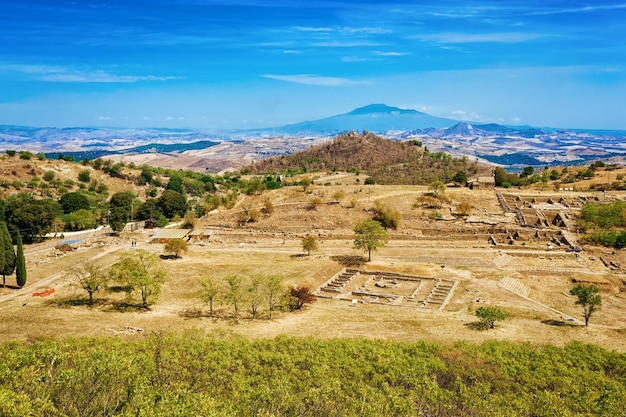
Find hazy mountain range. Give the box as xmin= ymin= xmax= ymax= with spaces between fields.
xmin=1 ymin=104 xmax=625 ymax=171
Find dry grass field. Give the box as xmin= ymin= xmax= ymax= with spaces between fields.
xmin=1 ymin=171 xmax=625 ymax=351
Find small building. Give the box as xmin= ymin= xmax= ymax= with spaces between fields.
xmin=150 ymin=228 xmax=191 ymax=244
xmin=469 ymin=176 xmax=496 ymax=190
xmin=145 ymin=218 xmax=157 ymax=229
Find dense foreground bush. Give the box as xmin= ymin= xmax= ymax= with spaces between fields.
xmin=0 ymin=332 xmax=624 ymax=416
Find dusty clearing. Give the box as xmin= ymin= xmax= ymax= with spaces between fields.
xmin=1 ymin=180 xmax=625 ymax=351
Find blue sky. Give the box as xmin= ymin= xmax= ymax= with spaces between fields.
xmin=1 ymin=0 xmax=625 ymax=130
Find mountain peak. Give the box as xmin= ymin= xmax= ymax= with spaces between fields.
xmin=347 ymin=104 xmax=420 ymax=116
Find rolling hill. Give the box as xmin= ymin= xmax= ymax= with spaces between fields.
xmin=245 ymin=130 xmax=490 ymax=184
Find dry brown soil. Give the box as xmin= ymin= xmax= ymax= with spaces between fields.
xmin=1 ymin=176 xmax=625 ymax=351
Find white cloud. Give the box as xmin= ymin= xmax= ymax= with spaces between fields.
xmin=2 ymin=64 xmax=176 ymax=83
xmin=342 ymin=27 xmax=392 ymax=35
xmin=451 ymin=110 xmax=484 ymax=121
xmin=98 ymin=116 xmax=112 ymax=120
xmin=283 ymin=50 xmax=300 ymax=54
xmin=313 ymin=40 xmax=385 ymax=48
xmin=373 ymin=51 xmax=410 ymax=57
xmin=415 ymin=32 xmax=543 ymax=44
xmin=261 ymin=74 xmax=368 ymax=86
xmin=341 ymin=56 xmax=373 ymax=63
xmin=294 ymin=26 xmax=333 ymax=32
xmin=529 ymin=4 xmax=626 ymax=16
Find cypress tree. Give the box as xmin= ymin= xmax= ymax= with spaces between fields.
xmin=15 ymin=232 xmax=26 ymax=288
xmin=0 ymin=222 xmax=15 ymax=288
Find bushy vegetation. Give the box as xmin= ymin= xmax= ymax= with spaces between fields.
xmin=579 ymin=200 xmax=626 ymax=248
xmin=0 ymin=334 xmax=623 ymax=416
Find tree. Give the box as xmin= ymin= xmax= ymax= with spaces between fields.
xmin=158 ymin=190 xmax=187 ymax=219
xmin=520 ymin=166 xmax=535 ymax=178
xmin=428 ymin=180 xmax=446 ymax=199
xmin=136 ymin=199 xmax=162 ymax=221
xmin=72 ymin=262 xmax=107 ymax=306
xmin=247 ymin=276 xmax=265 ymax=319
xmin=108 ymin=191 xmax=134 ymax=232
xmin=163 ymin=238 xmax=188 ymax=259
xmin=353 ymin=219 xmax=388 ymax=262
xmin=224 ymin=274 xmax=245 ymax=318
xmin=289 ymin=286 xmax=316 ymax=311
xmin=68 ymin=209 xmax=96 ymax=231
xmin=301 ymin=235 xmax=318 ymax=256
xmin=198 ymin=276 xmax=223 ymax=317
xmin=166 ymin=175 xmax=185 ymax=194
xmin=265 ymin=275 xmax=284 ymax=320
xmin=452 ymin=170 xmax=468 ymax=186
xmin=0 ymin=222 xmax=15 ymax=287
xmin=5 ymin=195 xmax=62 ymax=242
xmin=475 ymin=306 xmax=510 ymax=330
xmin=60 ymin=192 xmax=90 ymax=214
xmin=570 ymin=283 xmax=602 ymax=326
xmin=110 ymin=250 xmax=166 ymax=308
xmin=15 ymin=232 xmax=26 ymax=288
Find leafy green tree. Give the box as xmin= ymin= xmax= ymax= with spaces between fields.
xmin=158 ymin=190 xmax=187 ymax=219
xmin=163 ymin=238 xmax=188 ymax=259
xmin=475 ymin=306 xmax=510 ymax=330
xmin=247 ymin=275 xmax=265 ymax=319
xmin=68 ymin=209 xmax=96 ymax=231
xmin=520 ymin=166 xmax=535 ymax=178
xmin=60 ymin=192 xmax=90 ymax=214
xmin=198 ymin=276 xmax=223 ymax=317
xmin=0 ymin=222 xmax=15 ymax=287
xmin=570 ymin=283 xmax=602 ymax=326
xmin=110 ymin=250 xmax=166 ymax=308
xmin=353 ymin=219 xmax=388 ymax=262
xmin=224 ymin=274 xmax=245 ymax=318
xmin=301 ymin=235 xmax=318 ymax=256
xmin=136 ymin=199 xmax=163 ymax=221
xmin=5 ymin=194 xmax=62 ymax=242
xmin=108 ymin=191 xmax=134 ymax=232
xmin=137 ymin=166 xmax=153 ymax=185
xmin=166 ymin=175 xmax=185 ymax=194
xmin=72 ymin=262 xmax=107 ymax=306
xmin=452 ymin=170 xmax=468 ymax=185
xmin=265 ymin=275 xmax=284 ymax=319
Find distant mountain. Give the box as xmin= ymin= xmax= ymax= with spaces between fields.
xmin=272 ymin=104 xmax=459 ymax=134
